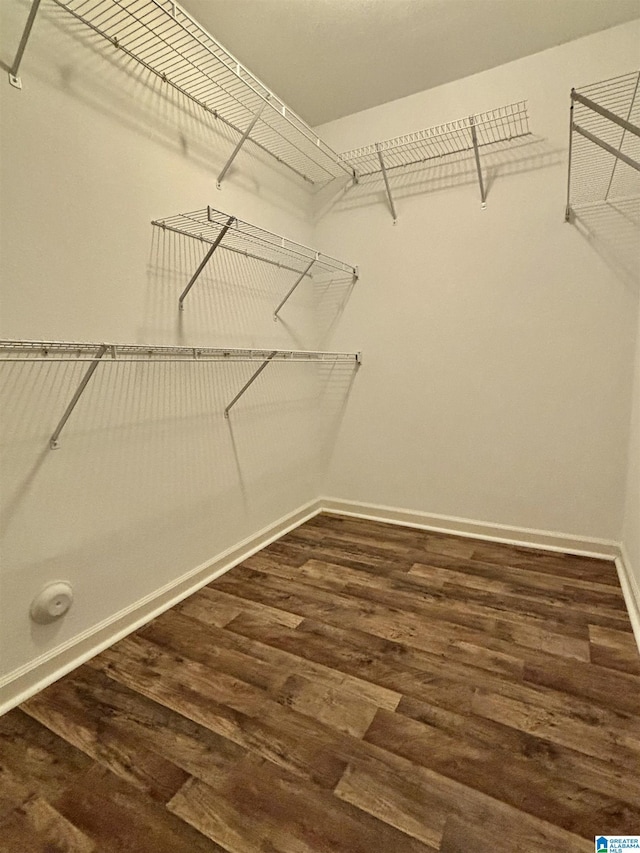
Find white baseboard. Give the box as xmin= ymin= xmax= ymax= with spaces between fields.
xmin=615 ymin=544 xmax=640 ymax=655
xmin=2 ymin=494 xmax=635 ymax=714
xmin=320 ymin=497 xmax=620 ymax=559
xmin=320 ymin=496 xmax=640 ymax=655
xmin=0 ymin=499 xmax=322 ymax=716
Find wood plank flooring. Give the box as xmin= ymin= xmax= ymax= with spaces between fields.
xmin=2 ymin=513 xmax=640 ymax=852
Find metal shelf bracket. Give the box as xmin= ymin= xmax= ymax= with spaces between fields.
xmin=8 ymin=0 xmax=42 ymax=89
xmin=469 ymin=116 xmax=487 ymax=209
xmin=178 ymin=214 xmax=235 ymax=310
xmin=217 ymin=99 xmax=269 ymax=188
xmin=376 ymin=144 xmax=397 ymax=223
xmin=224 ymin=351 xmax=277 ymax=418
xmin=49 ymin=344 xmax=109 ymax=449
xmin=273 ymin=257 xmax=316 ymax=320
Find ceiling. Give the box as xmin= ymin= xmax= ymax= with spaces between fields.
xmin=179 ymin=0 xmax=640 ymax=127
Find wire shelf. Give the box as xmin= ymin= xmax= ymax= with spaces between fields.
xmin=0 ymin=339 xmax=360 ymax=364
xmin=0 ymin=339 xmax=361 ymax=444
xmin=567 ymin=71 xmax=640 ymax=216
xmin=152 ymin=206 xmax=358 ymax=314
xmin=339 ymin=102 xmax=530 ymax=177
xmin=51 ymin=0 xmax=353 ymax=185
xmin=152 ymin=206 xmax=358 ymax=277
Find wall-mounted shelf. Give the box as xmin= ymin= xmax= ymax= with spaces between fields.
xmin=339 ymin=101 xmax=530 ymax=221
xmin=566 ymin=71 xmax=640 ymax=221
xmin=39 ymin=0 xmax=355 ymax=187
xmin=0 ymin=339 xmax=362 ymax=446
xmin=152 ymin=206 xmax=359 ymax=316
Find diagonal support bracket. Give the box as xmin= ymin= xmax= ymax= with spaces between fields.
xmin=224 ymin=351 xmax=277 ymax=418
xmin=49 ymin=344 xmax=109 ymax=449
xmin=273 ymin=258 xmax=316 ymax=320
xmin=178 ymin=214 xmax=235 ymax=310
xmin=8 ymin=0 xmax=42 ymax=89
xmin=217 ymin=99 xmax=269 ymax=188
xmin=469 ymin=116 xmax=487 ymax=209
xmin=376 ymin=144 xmax=397 ymax=223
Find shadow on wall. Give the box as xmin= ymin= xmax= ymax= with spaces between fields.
xmin=1 ymin=443 xmax=316 ymax=668
xmin=313 ymin=136 xmax=563 ymax=222
xmin=570 ymin=198 xmax=640 ymax=289
xmin=4 ymin=0 xmax=310 ymax=204
xmin=314 ymin=358 xmax=360 ymax=485
xmin=0 ymin=355 xmax=360 ymax=541
xmin=0 ymin=355 xmax=359 ymax=670
xmin=144 ymin=226 xmax=317 ymax=347
xmin=143 ymin=224 xmax=360 ymax=349
xmin=313 ymin=273 xmax=358 ymax=349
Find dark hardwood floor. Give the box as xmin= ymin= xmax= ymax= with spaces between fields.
xmin=1 ymin=513 xmax=639 ymax=852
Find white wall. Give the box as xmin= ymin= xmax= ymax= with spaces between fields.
xmin=0 ymin=1 xmax=354 ymax=692
xmin=1 ymin=1 xmax=638 ymax=704
xmin=313 ymin=21 xmax=640 ymax=543
xmin=623 ymin=297 xmax=640 ymax=596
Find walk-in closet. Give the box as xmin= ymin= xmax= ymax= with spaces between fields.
xmin=1 ymin=0 xmax=639 ymax=850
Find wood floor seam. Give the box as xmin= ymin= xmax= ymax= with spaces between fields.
xmin=1 ymin=512 xmax=638 ymax=852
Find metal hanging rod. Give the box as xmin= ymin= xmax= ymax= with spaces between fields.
xmin=565 ymin=70 xmax=640 ymax=220
xmin=153 ymin=206 xmax=359 ymax=314
xmin=0 ymin=339 xmax=361 ymax=446
xmin=47 ymin=0 xmax=354 ymax=186
xmin=339 ymin=101 xmax=530 ymax=220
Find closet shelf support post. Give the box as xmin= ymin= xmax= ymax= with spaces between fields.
xmin=469 ymin=116 xmax=487 ymax=208
xmin=565 ymin=91 xmax=575 ymax=221
xmin=376 ymin=145 xmax=397 ymax=223
xmin=274 ymin=258 xmax=316 ymax=320
xmin=217 ymin=99 xmax=269 ymax=188
xmin=8 ymin=0 xmax=42 ymax=89
xmin=224 ymin=351 xmax=277 ymax=418
xmin=178 ymin=214 xmax=235 ymax=310
xmin=49 ymin=344 xmax=109 ymax=449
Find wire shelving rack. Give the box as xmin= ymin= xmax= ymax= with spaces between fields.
xmin=566 ymin=71 xmax=640 ymax=220
xmin=36 ymin=0 xmax=355 ymax=187
xmin=152 ymin=206 xmax=359 ymax=315
xmin=0 ymin=339 xmax=362 ymax=446
xmin=339 ymin=101 xmax=530 ymax=221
